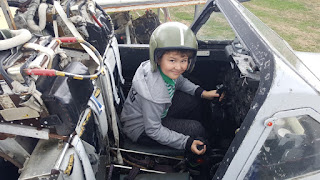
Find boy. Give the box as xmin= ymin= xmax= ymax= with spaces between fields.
xmin=121 ymin=22 xmax=220 ymax=155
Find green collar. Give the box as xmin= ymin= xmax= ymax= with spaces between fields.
xmin=158 ymin=66 xmax=175 ymax=86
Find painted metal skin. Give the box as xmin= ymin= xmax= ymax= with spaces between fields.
xmin=1 ymin=0 xmax=319 ymax=179
xmin=116 ymin=0 xmax=320 ymax=178
xmin=190 ymin=0 xmax=320 ymax=179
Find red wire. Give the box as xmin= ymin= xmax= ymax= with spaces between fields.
xmin=92 ymin=14 xmax=103 ymax=27
xmin=58 ymin=37 xmax=77 ymax=43
xmin=24 ymin=69 xmax=56 ymax=76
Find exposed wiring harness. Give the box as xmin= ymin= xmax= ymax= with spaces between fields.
xmin=95 ymin=2 xmax=115 ymax=39
xmin=66 ymin=0 xmax=74 ymax=18
xmin=24 ymin=37 xmax=109 ymax=80
xmin=0 ymin=51 xmax=14 ymax=84
xmin=91 ymin=13 xmax=103 ymax=27
xmin=78 ymin=0 xmax=87 ymax=16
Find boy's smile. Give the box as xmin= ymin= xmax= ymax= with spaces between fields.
xmin=158 ymin=51 xmax=189 ymax=79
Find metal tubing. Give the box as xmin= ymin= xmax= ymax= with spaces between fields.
xmin=125 ymin=24 xmax=131 ymax=44
xmin=110 ymin=147 xmax=183 ymax=161
xmin=52 ymin=134 xmax=73 ymax=172
xmin=194 ymin=4 xmax=200 ymax=19
xmin=108 ymin=164 xmax=166 ymax=174
xmin=71 ymin=135 xmax=96 ymax=180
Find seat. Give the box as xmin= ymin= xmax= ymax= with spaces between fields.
xmin=104 ymin=38 xmax=184 ymax=158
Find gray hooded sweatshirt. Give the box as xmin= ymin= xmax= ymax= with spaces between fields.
xmin=120 ymin=60 xmax=200 ymax=149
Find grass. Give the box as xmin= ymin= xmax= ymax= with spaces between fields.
xmin=1 ymin=1 xmax=319 ymax=52
xmin=247 ymin=0 xmax=307 ymax=11
xmin=242 ymin=0 xmax=320 ymax=52
xmin=163 ymin=0 xmax=320 ymax=52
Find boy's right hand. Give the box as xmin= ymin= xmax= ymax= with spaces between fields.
xmin=191 ymin=140 xmax=206 ymax=155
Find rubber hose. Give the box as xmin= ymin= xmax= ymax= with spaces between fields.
xmin=26 ymin=1 xmax=48 ymax=31
xmin=0 ymin=29 xmax=32 ymax=51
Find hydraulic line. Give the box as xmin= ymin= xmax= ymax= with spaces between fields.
xmin=24 ymin=37 xmax=109 ymax=80
xmin=0 ymin=29 xmax=32 ymax=51
xmin=26 ymin=0 xmax=48 ymax=32
xmin=38 ymin=3 xmax=48 ymax=29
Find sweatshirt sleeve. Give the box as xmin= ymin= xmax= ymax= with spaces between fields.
xmin=140 ymin=97 xmax=189 ymax=150
xmin=175 ymin=75 xmax=200 ymax=96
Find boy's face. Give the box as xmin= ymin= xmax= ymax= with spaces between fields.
xmin=158 ymin=51 xmax=189 ymax=79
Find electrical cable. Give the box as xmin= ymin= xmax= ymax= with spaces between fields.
xmin=24 ymin=37 xmax=109 ymax=80
xmin=91 ymin=13 xmax=103 ymax=27
xmin=20 ymin=53 xmax=37 ymax=83
xmin=20 ymin=36 xmax=54 ymax=83
xmin=0 ymin=51 xmax=14 ymax=84
xmin=78 ymin=0 xmax=87 ymax=16
xmin=66 ymin=0 xmax=73 ymax=18
xmin=95 ymin=3 xmax=115 ymax=38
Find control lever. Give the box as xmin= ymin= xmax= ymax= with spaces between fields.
xmin=212 ymin=84 xmax=226 ymax=103
xmin=197 ymin=144 xmax=205 ymax=151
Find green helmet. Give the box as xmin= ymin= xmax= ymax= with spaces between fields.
xmin=149 ymin=22 xmax=198 ymax=72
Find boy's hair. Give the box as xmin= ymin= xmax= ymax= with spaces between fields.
xmin=155 ymin=49 xmax=195 ymax=63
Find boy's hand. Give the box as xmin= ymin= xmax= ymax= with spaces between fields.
xmin=191 ymin=140 xmax=206 ymax=155
xmin=201 ymin=90 xmax=220 ymax=100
